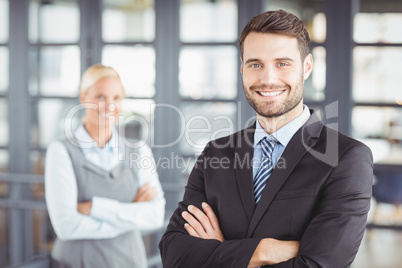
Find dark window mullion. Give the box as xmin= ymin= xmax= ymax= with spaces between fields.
xmin=354 ymin=42 xmax=402 ymax=47
xmin=8 ymin=0 xmax=32 ymax=265
xmin=354 ymin=103 xmax=402 ymax=108
xmin=181 ymin=41 xmax=237 ymax=46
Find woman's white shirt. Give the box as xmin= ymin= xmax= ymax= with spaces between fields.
xmin=45 ymin=126 xmax=166 ymax=240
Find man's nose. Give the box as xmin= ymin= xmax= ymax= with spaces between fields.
xmin=260 ymin=66 xmax=278 ymax=85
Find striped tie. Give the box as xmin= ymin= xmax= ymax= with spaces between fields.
xmin=253 ymin=137 xmax=276 ymax=204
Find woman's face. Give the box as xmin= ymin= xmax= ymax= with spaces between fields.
xmin=80 ymin=77 xmax=125 ymax=128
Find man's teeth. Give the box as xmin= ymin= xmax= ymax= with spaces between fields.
xmin=259 ymin=91 xmax=282 ymax=96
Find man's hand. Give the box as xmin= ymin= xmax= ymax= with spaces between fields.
xmin=133 ymin=183 xmax=157 ymax=202
xmin=249 ymin=238 xmax=300 ymax=267
xmin=182 ymin=202 xmax=224 ymax=242
xmin=77 ymin=201 xmax=92 ymax=215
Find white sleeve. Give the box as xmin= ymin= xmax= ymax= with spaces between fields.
xmin=90 ymin=144 xmax=166 ymax=231
xmin=45 ymin=141 xmax=133 ymax=240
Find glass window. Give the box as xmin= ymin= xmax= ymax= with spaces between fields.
xmin=30 ymin=151 xmax=45 ymax=175
xmin=179 ymin=102 xmax=237 ymax=154
xmin=179 ymin=46 xmax=237 ymax=100
xmin=180 ymin=0 xmax=237 ymax=42
xmin=0 ymin=150 xmax=8 ymax=173
xmin=29 ymin=46 xmax=81 ymax=96
xmin=352 ymin=106 xmax=402 ymax=165
xmin=0 ymin=47 xmax=8 ymax=93
xmin=32 ymin=210 xmax=54 ymax=256
xmin=0 ymin=99 xmax=8 ymax=147
xmin=0 ymin=149 xmax=8 ymax=206
xmin=0 ymin=208 xmax=8 ymax=266
xmin=179 ymin=157 xmax=196 ymax=184
xmin=103 ymin=0 xmax=155 ymax=42
xmin=353 ymin=47 xmax=402 ymax=104
xmin=29 ymin=0 xmax=79 ymax=43
xmin=102 ymin=45 xmax=155 ymax=98
xmin=354 ymin=13 xmax=402 ymax=44
xmin=304 ymin=46 xmax=326 ymax=101
xmin=0 ymin=0 xmax=8 ymax=43
xmin=118 ymin=99 xmax=155 ymax=145
xmin=0 ymin=182 xmax=7 ymax=198
xmin=32 ymin=99 xmax=81 ymax=148
xmin=264 ymin=0 xmax=326 ymax=43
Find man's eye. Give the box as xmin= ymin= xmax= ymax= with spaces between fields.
xmin=250 ymin=63 xmax=261 ymax=68
xmin=278 ymin=62 xmax=288 ymax=67
xmin=97 ymin=95 xmax=105 ymax=100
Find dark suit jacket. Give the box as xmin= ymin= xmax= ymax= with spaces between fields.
xmin=159 ymin=110 xmax=373 ymax=267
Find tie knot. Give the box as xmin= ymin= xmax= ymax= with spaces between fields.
xmin=260 ymin=136 xmax=276 ymax=156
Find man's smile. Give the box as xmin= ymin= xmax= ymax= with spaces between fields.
xmin=256 ymin=90 xmax=286 ymax=97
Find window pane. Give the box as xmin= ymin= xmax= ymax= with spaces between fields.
xmin=353 ymin=47 xmax=402 ymax=103
xmin=354 ymin=13 xmax=402 ymax=44
xmin=264 ymin=0 xmax=326 ymax=43
xmin=0 ymin=150 xmax=8 ymax=172
xmin=30 ymin=46 xmax=81 ymax=96
xmin=118 ymin=99 xmax=155 ymax=146
xmin=0 ymin=99 xmax=8 ymax=146
xmin=32 ymin=99 xmax=81 ymax=148
xmin=0 ymin=0 xmax=9 ymax=43
xmin=31 ymin=151 xmax=45 ymax=175
xmin=0 ymin=208 xmax=9 ymax=266
xmin=29 ymin=0 xmax=79 ymax=43
xmin=32 ymin=210 xmax=54 ymax=256
xmin=103 ymin=0 xmax=154 ymax=42
xmin=352 ymin=106 xmax=402 ymax=165
xmin=179 ymin=157 xmax=196 ymax=182
xmin=180 ymin=0 xmax=237 ymax=42
xmin=0 ymin=47 xmax=8 ymax=93
xmin=180 ymin=46 xmax=237 ymax=100
xmin=304 ymin=46 xmax=325 ymax=101
xmin=0 ymin=182 xmax=8 ymax=198
xmin=103 ymin=45 xmax=155 ymax=98
xmin=179 ymin=102 xmax=237 ymax=154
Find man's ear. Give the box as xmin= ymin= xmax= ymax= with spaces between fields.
xmin=240 ymin=57 xmax=243 ymax=73
xmin=303 ymin=54 xmax=313 ymax=80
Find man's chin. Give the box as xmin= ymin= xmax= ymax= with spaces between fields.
xmin=256 ymin=105 xmax=285 ymax=118
xmin=257 ymin=111 xmax=284 ymax=119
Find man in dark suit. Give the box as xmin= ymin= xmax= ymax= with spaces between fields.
xmin=159 ymin=10 xmax=373 ymax=267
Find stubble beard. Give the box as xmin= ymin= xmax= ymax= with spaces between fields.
xmin=243 ymin=76 xmax=304 ymax=119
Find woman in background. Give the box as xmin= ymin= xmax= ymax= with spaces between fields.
xmin=45 ymin=64 xmax=165 ymax=268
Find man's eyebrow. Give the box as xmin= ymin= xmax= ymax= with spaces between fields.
xmin=244 ymin=57 xmax=295 ymax=64
xmin=244 ymin=58 xmax=260 ymax=64
xmin=275 ymin=57 xmax=294 ymax=61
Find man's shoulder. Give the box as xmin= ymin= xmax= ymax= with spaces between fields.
xmin=319 ymin=125 xmax=372 ymax=157
xmin=206 ymin=125 xmax=254 ymax=149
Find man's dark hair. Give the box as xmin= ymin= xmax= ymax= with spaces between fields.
xmin=239 ymin=10 xmax=311 ymax=60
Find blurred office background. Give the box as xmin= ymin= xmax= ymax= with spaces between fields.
xmin=0 ymin=0 xmax=402 ymax=267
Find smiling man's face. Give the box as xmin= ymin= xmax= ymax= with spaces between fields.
xmin=241 ymin=32 xmax=312 ymax=121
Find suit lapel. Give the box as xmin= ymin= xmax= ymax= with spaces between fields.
xmin=247 ymin=110 xmax=323 ymax=237
xmin=234 ymin=124 xmax=256 ymax=223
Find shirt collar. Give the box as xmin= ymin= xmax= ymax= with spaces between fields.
xmin=254 ymin=105 xmax=311 ymax=148
xmin=74 ymin=125 xmax=118 ymax=151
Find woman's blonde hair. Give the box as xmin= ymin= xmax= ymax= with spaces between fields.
xmin=80 ymin=64 xmax=122 ymax=95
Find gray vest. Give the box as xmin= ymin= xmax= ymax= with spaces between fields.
xmin=50 ymin=139 xmax=147 ymax=268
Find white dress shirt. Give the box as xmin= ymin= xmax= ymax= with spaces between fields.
xmin=252 ymin=105 xmax=311 ymax=178
xmin=45 ymin=126 xmax=166 ymax=240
